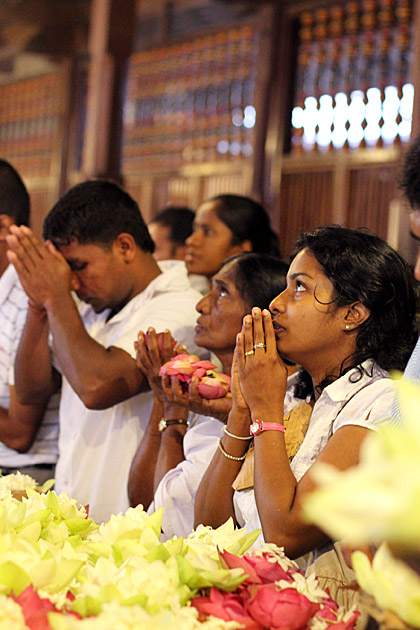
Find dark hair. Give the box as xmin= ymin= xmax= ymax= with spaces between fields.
xmin=43 ymin=180 xmax=155 ymax=252
xmin=150 ymin=206 xmax=194 ymax=246
xmin=0 ymin=159 xmax=30 ymax=226
xmin=400 ymin=134 xmax=420 ymax=208
xmin=225 ymin=252 xmax=288 ymax=312
xmin=292 ymin=225 xmax=417 ymax=397
xmin=210 ymin=194 xmax=281 ymax=258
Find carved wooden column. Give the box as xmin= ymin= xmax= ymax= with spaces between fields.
xmin=81 ymin=0 xmax=136 ymax=181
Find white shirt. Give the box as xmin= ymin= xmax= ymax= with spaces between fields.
xmin=54 ymin=261 xmax=204 ymax=523
xmin=148 ymin=413 xmax=224 ymax=540
xmin=234 ymin=361 xmax=395 ymax=537
xmin=392 ymin=336 xmax=420 ymax=420
xmin=0 ymin=265 xmax=59 ymax=466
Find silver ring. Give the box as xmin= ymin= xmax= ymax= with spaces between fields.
xmin=244 ymin=350 xmax=254 ymax=356
xmin=254 ymin=342 xmax=266 ymax=350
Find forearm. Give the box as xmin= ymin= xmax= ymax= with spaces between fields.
xmin=128 ymin=398 xmax=163 ymax=508
xmin=153 ymin=403 xmax=189 ymax=491
xmin=47 ymin=295 xmax=146 ymax=408
xmin=194 ymin=407 xmax=250 ymax=529
xmin=15 ymin=309 xmax=56 ymax=404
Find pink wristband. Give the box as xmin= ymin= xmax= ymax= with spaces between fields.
xmin=250 ymin=419 xmax=285 ymax=436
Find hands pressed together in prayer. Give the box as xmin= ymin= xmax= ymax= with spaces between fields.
xmin=135 ymin=327 xmax=232 ymax=422
xmin=232 ymin=307 xmax=288 ymax=427
xmin=6 ymin=225 xmax=73 ymax=312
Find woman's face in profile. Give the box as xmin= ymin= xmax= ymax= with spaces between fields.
xmin=185 ymin=201 xmax=240 ymax=278
xmin=269 ymin=248 xmax=347 ymax=369
xmin=194 ymin=260 xmax=248 ymax=354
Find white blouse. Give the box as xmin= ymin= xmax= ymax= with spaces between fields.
xmin=233 ymin=361 xmax=396 ymax=537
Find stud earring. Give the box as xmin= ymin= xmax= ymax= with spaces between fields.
xmin=345 ymin=324 xmax=351 ymax=330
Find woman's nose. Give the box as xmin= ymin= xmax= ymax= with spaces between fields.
xmin=269 ymin=290 xmax=286 ymax=314
xmin=196 ymin=293 xmax=210 ymax=314
xmin=186 ymin=230 xmax=200 ymax=247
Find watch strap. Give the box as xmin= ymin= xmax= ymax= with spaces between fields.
xmin=250 ymin=419 xmax=285 ymax=435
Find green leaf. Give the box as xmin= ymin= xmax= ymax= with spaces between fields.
xmin=0 ymin=561 xmax=31 ymax=595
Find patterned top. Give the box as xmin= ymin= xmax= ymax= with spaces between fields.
xmin=0 ymin=265 xmax=59 ymax=466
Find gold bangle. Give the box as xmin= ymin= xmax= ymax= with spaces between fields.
xmin=218 ymin=437 xmax=247 ymax=461
xmin=223 ymin=426 xmax=253 ymax=441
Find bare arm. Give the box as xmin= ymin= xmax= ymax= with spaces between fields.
xmin=252 ymin=423 xmax=371 ymax=559
xmin=0 ymin=385 xmax=53 ymax=452
xmin=194 ymin=406 xmax=250 ymax=529
xmin=14 ymin=307 xmax=59 ymax=405
xmin=7 ymin=226 xmax=146 ymax=409
xmin=233 ymin=308 xmax=374 ymax=559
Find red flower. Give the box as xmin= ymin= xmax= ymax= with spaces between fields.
xmin=197 ymin=372 xmax=231 ymax=399
xmin=219 ymin=549 xmax=295 ymax=585
xmin=159 ymin=355 xmax=231 ymax=397
xmin=245 ymin=585 xmax=319 ymax=630
xmin=12 ymin=586 xmax=81 ymax=630
xmin=192 ymin=587 xmax=262 ymax=630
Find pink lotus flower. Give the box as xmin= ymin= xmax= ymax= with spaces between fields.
xmin=317 ymin=599 xmax=360 ymax=630
xmin=245 ymin=584 xmax=319 ymax=630
xmin=197 ymin=372 xmax=231 ymax=399
xmin=219 ymin=549 xmax=295 ymax=585
xmin=192 ymin=587 xmax=262 ymax=630
xmin=159 ymin=354 xmax=231 ymax=398
xmin=159 ymin=354 xmax=215 ymax=382
xmin=12 ymin=585 xmax=81 ymax=630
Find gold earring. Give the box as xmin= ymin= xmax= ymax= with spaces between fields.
xmin=345 ymin=324 xmax=350 ymax=330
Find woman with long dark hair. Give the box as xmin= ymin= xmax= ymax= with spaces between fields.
xmin=195 ymin=226 xmax=417 ymax=568
xmin=128 ymin=253 xmax=288 ymax=540
xmin=185 ymin=194 xmax=281 ymax=280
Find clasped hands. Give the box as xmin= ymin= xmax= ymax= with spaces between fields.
xmin=6 ymin=225 xmax=72 ymax=310
xmin=232 ymin=308 xmax=288 ymax=422
xmin=135 ymin=328 xmax=232 ymax=422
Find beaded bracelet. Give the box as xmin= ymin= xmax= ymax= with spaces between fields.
xmin=218 ymin=437 xmax=247 ymax=461
xmin=223 ymin=426 xmax=253 ymax=441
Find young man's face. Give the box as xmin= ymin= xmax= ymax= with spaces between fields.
xmin=409 ymin=209 xmax=420 ymax=282
xmin=58 ymin=239 xmax=129 ymax=313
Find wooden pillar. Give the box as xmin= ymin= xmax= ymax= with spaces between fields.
xmin=81 ymin=0 xmax=136 ymax=181
xmin=260 ymin=3 xmax=297 ymax=234
xmin=411 ymin=0 xmax=420 ymax=135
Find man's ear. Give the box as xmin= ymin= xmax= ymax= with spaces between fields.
xmin=0 ymin=215 xmax=15 ymax=242
xmin=343 ymin=301 xmax=370 ymax=332
xmin=113 ymin=233 xmax=137 ymax=262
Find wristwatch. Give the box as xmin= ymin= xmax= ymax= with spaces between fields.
xmin=158 ymin=418 xmax=190 ymax=432
xmin=249 ymin=419 xmax=285 ymax=436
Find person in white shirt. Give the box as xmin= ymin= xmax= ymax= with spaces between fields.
xmin=396 ymin=135 xmax=420 ymax=387
xmin=0 ymin=159 xmax=58 ymax=484
xmin=7 ymin=180 xmax=203 ymax=522
xmin=128 ymin=253 xmax=288 ymax=540
xmin=195 ymin=226 xmax=417 ymax=562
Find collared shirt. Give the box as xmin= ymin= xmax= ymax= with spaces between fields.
xmin=233 ymin=361 xmax=395 ymax=537
xmin=148 ymin=413 xmax=224 ymax=540
xmin=0 ymin=265 xmax=59 ymax=466
xmin=392 ymin=336 xmax=420 ymax=420
xmin=54 ymin=261 xmax=204 ymax=523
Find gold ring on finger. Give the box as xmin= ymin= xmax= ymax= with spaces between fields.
xmin=244 ymin=350 xmax=254 ymax=356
